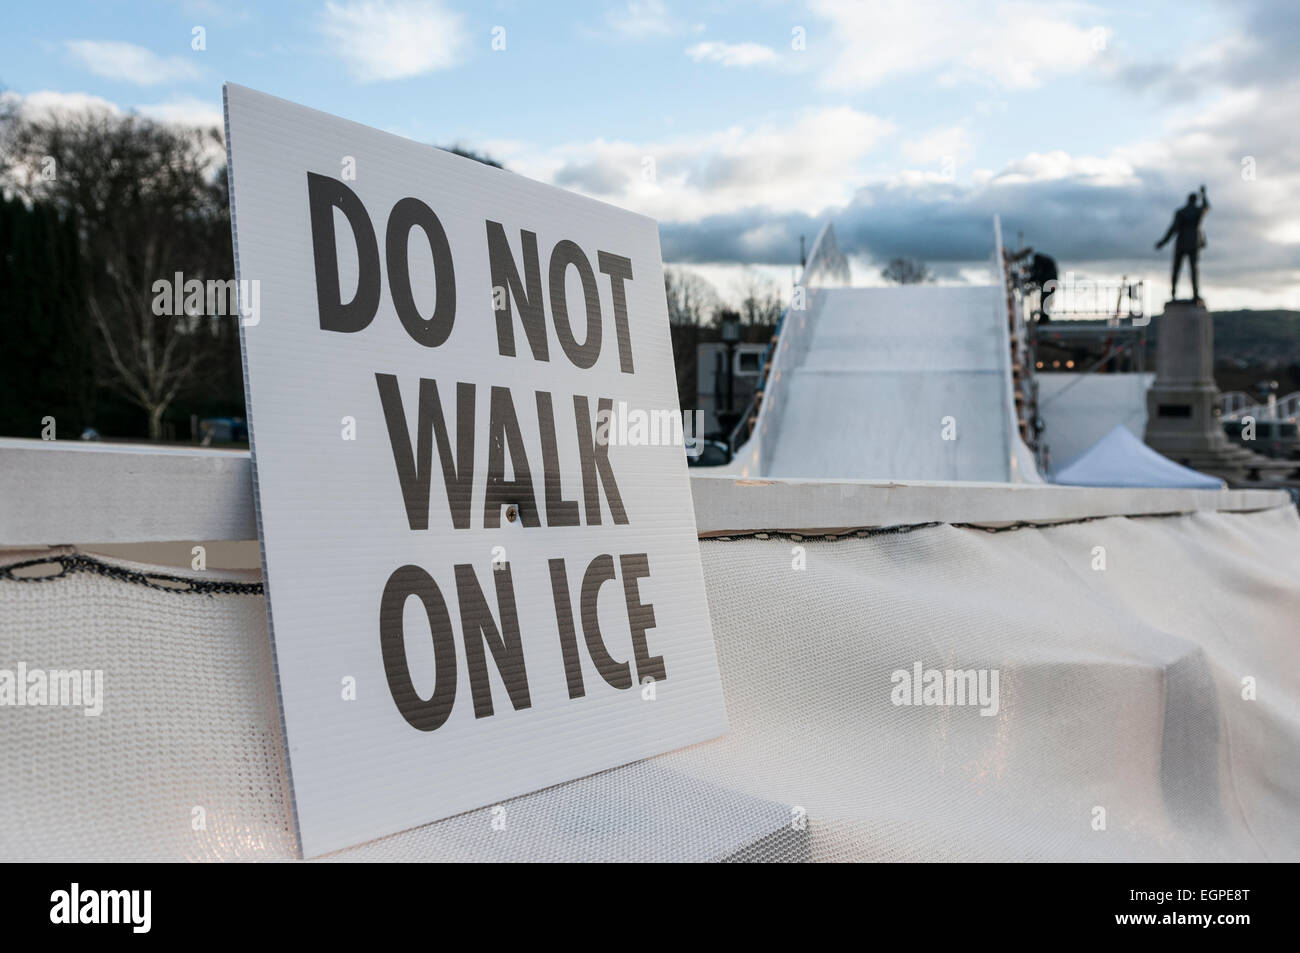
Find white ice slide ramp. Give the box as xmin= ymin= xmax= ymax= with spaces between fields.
xmin=754 ymin=283 xmax=1023 ymax=482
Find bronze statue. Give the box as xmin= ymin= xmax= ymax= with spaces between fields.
xmin=1155 ymin=185 xmax=1209 ymax=301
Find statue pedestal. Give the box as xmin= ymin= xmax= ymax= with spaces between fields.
xmin=1144 ymin=300 xmax=1261 ymax=479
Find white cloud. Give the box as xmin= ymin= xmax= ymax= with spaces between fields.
xmin=64 ymin=40 xmax=201 ymax=86
xmin=686 ymin=41 xmax=779 ymax=67
xmin=990 ymin=150 xmax=1137 ymax=187
xmin=737 ymin=222 xmax=787 ymax=252
xmin=886 ymin=169 xmax=965 ymax=188
xmin=668 ymin=262 xmax=797 ymax=307
xmin=606 ymin=0 xmax=676 ymax=39
xmin=955 ymin=11 xmax=1108 ymax=90
xmin=5 ymin=89 xmax=122 ymax=121
xmin=511 ymin=106 xmax=895 ymax=222
xmin=809 ymin=0 xmax=1107 ymax=90
xmin=9 ymin=89 xmax=222 ymax=132
xmin=1265 ymin=221 xmax=1300 ymax=245
xmin=6 ymin=89 xmax=222 ymax=141
xmin=901 ymin=124 xmax=971 ymax=165
xmin=138 ymin=96 xmax=225 ymax=130
xmin=319 ymin=0 xmax=466 ymax=82
xmin=2 ymin=90 xmax=225 ymax=177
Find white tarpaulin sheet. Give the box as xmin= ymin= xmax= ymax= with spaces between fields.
xmin=1056 ymin=425 xmax=1225 ymax=489
xmin=3 ymin=500 xmax=1299 ymax=861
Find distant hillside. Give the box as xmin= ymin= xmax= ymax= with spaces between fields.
xmin=1212 ymin=310 xmax=1300 ymax=363
xmin=1036 ymin=310 xmax=1300 ymax=395
xmin=1039 ymin=310 xmax=1300 ymax=364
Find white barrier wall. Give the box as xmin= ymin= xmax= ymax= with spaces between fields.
xmin=3 ymin=445 xmax=1298 ymax=861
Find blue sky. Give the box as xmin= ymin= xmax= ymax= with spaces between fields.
xmin=2 ymin=0 xmax=1298 ymax=308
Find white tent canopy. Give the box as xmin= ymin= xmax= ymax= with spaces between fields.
xmin=1054 ymin=424 xmax=1224 ymax=489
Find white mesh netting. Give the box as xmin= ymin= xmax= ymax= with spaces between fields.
xmin=2 ymin=505 xmax=1299 ymax=861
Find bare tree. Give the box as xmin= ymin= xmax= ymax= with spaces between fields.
xmin=3 ymin=109 xmax=230 ymax=440
xmin=880 ymin=257 xmax=932 ymax=285
xmin=443 ymin=144 xmax=504 ymax=168
xmin=0 ymin=92 xmax=18 ymax=161
xmin=664 ymin=266 xmax=719 ymax=326
xmin=734 ymin=267 xmax=783 ymax=329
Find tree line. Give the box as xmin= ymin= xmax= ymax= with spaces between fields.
xmin=1 ymin=102 xmax=239 ymax=441
xmin=0 ymin=96 xmax=798 ymax=442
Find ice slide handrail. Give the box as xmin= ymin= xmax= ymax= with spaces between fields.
xmin=724 ymin=222 xmax=852 ymax=457
xmin=993 ymin=213 xmax=1016 ymax=479
xmin=994 ymin=215 xmax=1045 ymax=482
xmin=799 ymin=221 xmax=851 ymax=289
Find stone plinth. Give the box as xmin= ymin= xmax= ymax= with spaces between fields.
xmin=1144 ymin=300 xmax=1262 ymax=480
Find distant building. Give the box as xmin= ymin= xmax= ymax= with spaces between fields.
xmin=696 ymin=341 xmax=768 ymax=439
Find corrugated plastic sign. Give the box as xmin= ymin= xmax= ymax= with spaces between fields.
xmin=224 ymin=84 xmax=727 ymax=857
